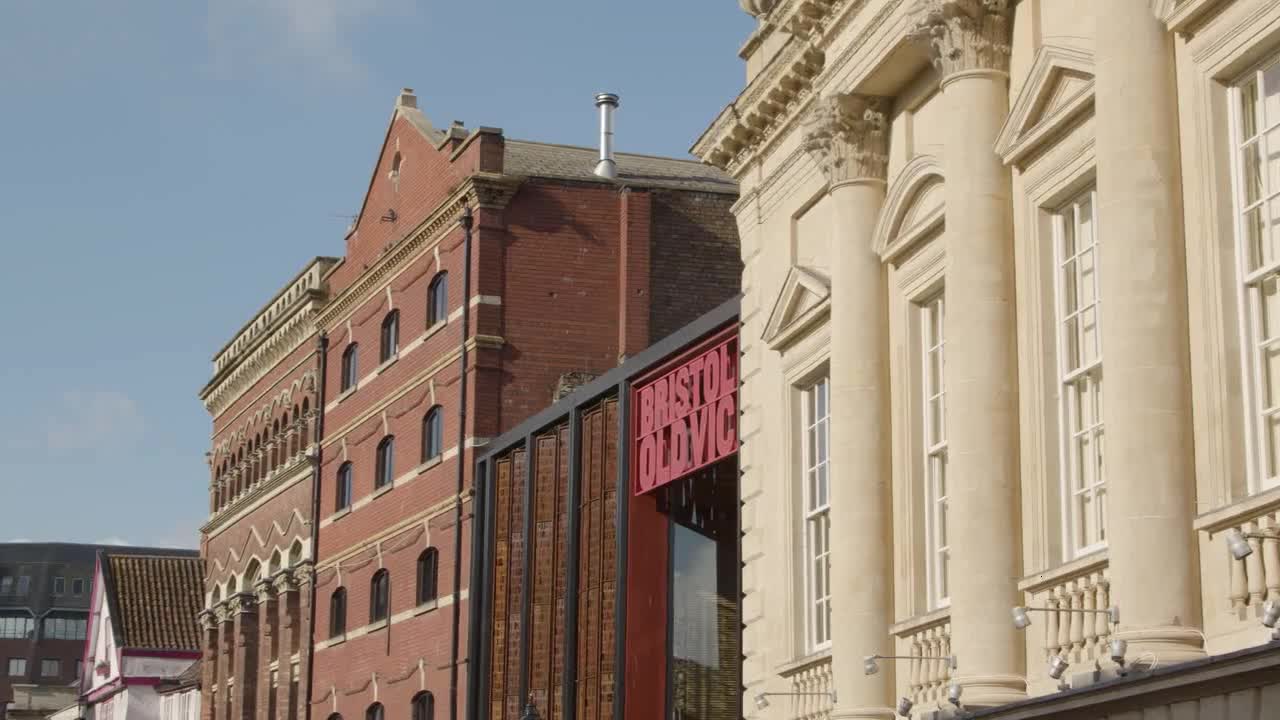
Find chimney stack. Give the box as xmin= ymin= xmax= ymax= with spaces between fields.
xmin=594 ymin=93 xmax=619 ymax=179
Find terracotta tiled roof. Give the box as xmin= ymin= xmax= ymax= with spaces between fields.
xmin=102 ymin=551 xmax=203 ymax=652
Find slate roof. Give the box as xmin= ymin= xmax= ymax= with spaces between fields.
xmin=100 ymin=550 xmax=203 ymax=652
xmin=156 ymin=659 xmax=202 ymax=694
xmin=504 ymin=140 xmax=737 ymax=195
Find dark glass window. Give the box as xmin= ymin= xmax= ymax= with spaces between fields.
xmin=416 ymin=548 xmax=438 ymax=605
xmin=336 ymin=463 xmax=353 ymax=510
xmin=412 ymin=693 xmax=434 ymax=720
xmin=380 ymin=311 xmax=399 ymax=363
xmin=422 ymin=406 xmax=443 ymax=461
xmin=428 ymin=272 xmax=448 ymax=326
xmin=329 ymin=588 xmax=347 ymax=637
xmin=366 ymin=704 xmax=384 ymax=720
xmin=376 ymin=436 xmax=395 ymax=489
xmin=341 ymin=344 xmax=359 ymax=392
xmin=370 ymin=570 xmax=389 ymax=623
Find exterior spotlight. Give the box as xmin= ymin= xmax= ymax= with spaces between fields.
xmin=863 ymin=655 xmax=879 ymax=675
xmin=896 ymin=697 xmax=913 ymax=717
xmin=752 ymin=691 xmax=835 ymax=710
xmin=1048 ymin=655 xmax=1070 ymax=680
xmin=947 ymin=683 xmax=963 ymax=706
xmin=1109 ymin=638 xmax=1128 ymax=665
xmin=754 ymin=694 xmax=769 ymax=711
xmin=1227 ymin=528 xmax=1254 ymax=560
xmin=1263 ymin=599 xmax=1280 ymax=628
xmin=1012 ymin=606 xmax=1032 ymax=629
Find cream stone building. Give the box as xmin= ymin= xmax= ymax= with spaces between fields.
xmin=695 ymin=0 xmax=1280 ymax=717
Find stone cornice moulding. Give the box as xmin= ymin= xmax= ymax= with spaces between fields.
xmin=1160 ymin=0 xmax=1229 ymax=35
xmin=762 ymin=265 xmax=832 ymax=350
xmin=202 ymin=458 xmax=313 ymax=539
xmin=315 ymin=173 xmax=521 ymax=332
xmin=872 ymin=153 xmax=946 ymax=262
xmin=995 ymin=45 xmax=1095 ymax=168
xmin=203 ymin=305 xmax=322 ymax=415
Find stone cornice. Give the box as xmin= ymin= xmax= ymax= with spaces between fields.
xmin=315 ymin=173 xmax=521 ymax=331
xmin=693 ymin=0 xmax=893 ymax=175
xmin=907 ymin=0 xmax=1013 ymax=78
xmin=202 ymin=303 xmax=322 ymax=416
xmin=801 ymin=92 xmax=890 ymax=184
xmin=202 ymin=440 xmax=315 ymax=535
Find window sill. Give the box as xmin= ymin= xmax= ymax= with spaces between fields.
xmin=372 ymin=483 xmax=394 ymax=499
xmin=330 ymin=507 xmax=352 ymax=523
xmin=376 ymin=354 xmax=399 ymax=375
xmin=368 ymin=619 xmax=388 ymax=633
xmin=890 ymin=606 xmax=952 ymax=638
xmin=336 ymin=386 xmax=357 ymax=404
xmin=1017 ymin=550 xmax=1109 ymax=595
xmin=1194 ymin=485 xmax=1280 ymax=534
xmin=416 ymin=455 xmax=443 ymax=475
xmin=326 ymin=634 xmax=346 ymax=648
xmin=774 ymin=648 xmax=831 ymax=678
xmin=421 ymin=320 xmax=448 ymax=343
xmin=413 ymin=600 xmax=440 ymax=617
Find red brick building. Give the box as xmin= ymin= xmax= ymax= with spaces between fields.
xmin=307 ymin=89 xmax=739 ymax=720
xmin=198 ymin=257 xmax=337 ymax=720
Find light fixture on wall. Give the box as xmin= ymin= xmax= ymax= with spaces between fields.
xmin=1047 ymin=654 xmax=1070 ymax=680
xmin=1263 ymin=599 xmax=1280 ymax=630
xmin=1221 ymin=528 xmax=1277 ymax=560
xmin=1109 ymin=638 xmax=1129 ymax=667
xmin=946 ymin=683 xmax=963 ymax=707
xmin=1012 ymin=604 xmax=1119 ymax=629
xmin=895 ymin=697 xmax=913 ymax=717
xmin=752 ymin=691 xmax=836 ymax=711
xmin=863 ymin=653 xmax=957 ymax=676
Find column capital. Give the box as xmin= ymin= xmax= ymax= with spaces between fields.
xmin=908 ymin=0 xmax=1012 ymax=78
xmin=199 ymin=608 xmax=219 ymax=631
xmin=292 ymin=560 xmax=315 ymax=589
xmin=272 ymin=570 xmax=299 ymax=594
xmin=254 ymin=579 xmax=276 ymax=604
xmin=228 ymin=591 xmax=258 ymax=615
xmin=802 ymin=93 xmax=890 ymax=187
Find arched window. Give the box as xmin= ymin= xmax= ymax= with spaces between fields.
xmin=416 ymin=548 xmax=438 ymax=605
xmin=329 ymin=588 xmax=347 ymax=637
xmin=341 ymin=343 xmax=359 ymax=392
xmin=380 ymin=310 xmax=400 ymax=363
xmin=421 ymin=406 xmax=443 ymax=462
xmin=375 ymin=436 xmax=395 ymax=489
xmin=336 ymin=462 xmax=353 ymax=511
xmin=427 ymin=272 xmax=448 ymax=327
xmin=366 ymin=704 xmax=384 ymax=720
xmin=369 ymin=570 xmax=389 ymax=623
xmin=327 ymin=714 xmax=342 ymax=720
xmin=411 ymin=692 xmax=434 ymax=720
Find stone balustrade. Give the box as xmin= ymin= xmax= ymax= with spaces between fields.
xmin=779 ymin=654 xmax=833 ymax=720
xmin=1018 ymin=554 xmax=1114 ymax=683
xmin=889 ymin=611 xmax=952 ymax=706
xmin=1226 ymin=510 xmax=1280 ymax=613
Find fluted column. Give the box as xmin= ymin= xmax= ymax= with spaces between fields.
xmin=293 ymin=563 xmax=315 ymax=720
xmin=802 ymin=93 xmax=895 ymax=720
xmin=909 ymin=0 xmax=1023 ymax=706
xmin=273 ymin=571 xmax=301 ymax=720
xmin=255 ymin=581 xmax=278 ymax=720
xmin=200 ymin=610 xmax=219 ymax=720
xmin=231 ymin=593 xmax=260 ymax=720
xmin=1094 ymin=2 xmax=1203 ymax=664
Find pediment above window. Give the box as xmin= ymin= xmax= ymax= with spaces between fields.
xmin=763 ymin=266 xmax=831 ymax=350
xmin=996 ymin=45 xmax=1095 ymax=168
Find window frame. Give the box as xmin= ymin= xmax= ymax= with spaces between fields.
xmin=428 ymin=272 xmax=448 ymax=327
xmin=417 ymin=548 xmax=438 ymax=605
xmin=8 ymin=657 xmax=26 ymax=677
xmin=1229 ymin=58 xmax=1280 ymax=495
xmin=422 ymin=406 xmax=443 ymax=462
xmin=366 ymin=704 xmax=384 ymax=720
xmin=329 ymin=587 xmax=347 ymax=638
xmin=412 ymin=692 xmax=434 ymax=720
xmin=375 ymin=436 xmax=395 ymax=489
xmin=380 ymin=310 xmax=400 ymax=363
xmin=52 ymin=577 xmax=64 ymax=596
xmin=336 ymin=462 xmax=353 ymax=511
xmin=369 ymin=570 xmax=390 ymax=623
xmin=341 ymin=343 xmax=359 ymax=392
xmin=920 ymin=292 xmax=950 ymax=611
xmin=800 ymin=376 xmax=831 ymax=653
xmin=1051 ymin=189 xmax=1108 ymax=559
xmin=40 ymin=658 xmax=60 ymax=678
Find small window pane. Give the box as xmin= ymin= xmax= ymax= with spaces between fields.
xmin=1242 ymin=79 xmax=1260 ymax=138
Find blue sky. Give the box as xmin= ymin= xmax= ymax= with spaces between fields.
xmin=0 ymin=1 xmax=753 ymax=547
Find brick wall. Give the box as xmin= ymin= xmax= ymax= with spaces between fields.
xmin=647 ymin=190 xmax=742 ymax=341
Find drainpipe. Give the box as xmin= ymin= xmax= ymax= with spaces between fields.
xmin=449 ymin=206 xmax=475 ymax=720
xmin=305 ymin=333 xmax=329 ymax=720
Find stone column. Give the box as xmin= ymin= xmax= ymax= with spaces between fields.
xmin=199 ymin=610 xmax=219 ymax=720
xmin=801 ymin=93 xmax=894 ymax=720
xmin=273 ymin=571 xmax=300 ymax=720
xmin=293 ymin=563 xmax=315 ymax=720
xmin=255 ymin=581 xmax=279 ymax=720
xmin=909 ymin=0 xmax=1023 ymax=706
xmin=231 ymin=593 xmax=260 ymax=720
xmin=1093 ymin=3 xmax=1203 ymax=664
xmin=219 ymin=605 xmax=235 ymax=720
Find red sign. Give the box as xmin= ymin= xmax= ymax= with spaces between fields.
xmin=632 ymin=329 xmax=738 ymax=495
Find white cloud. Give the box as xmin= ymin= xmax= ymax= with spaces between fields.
xmin=95 ymin=536 xmax=131 ymax=546
xmin=43 ymin=390 xmax=144 ymax=454
xmin=206 ymin=0 xmax=397 ymax=81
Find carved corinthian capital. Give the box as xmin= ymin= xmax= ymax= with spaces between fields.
xmin=739 ymin=0 xmax=777 ymax=18
xmin=802 ymin=93 xmax=890 ymax=186
xmin=908 ymin=0 xmax=1013 ymax=77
